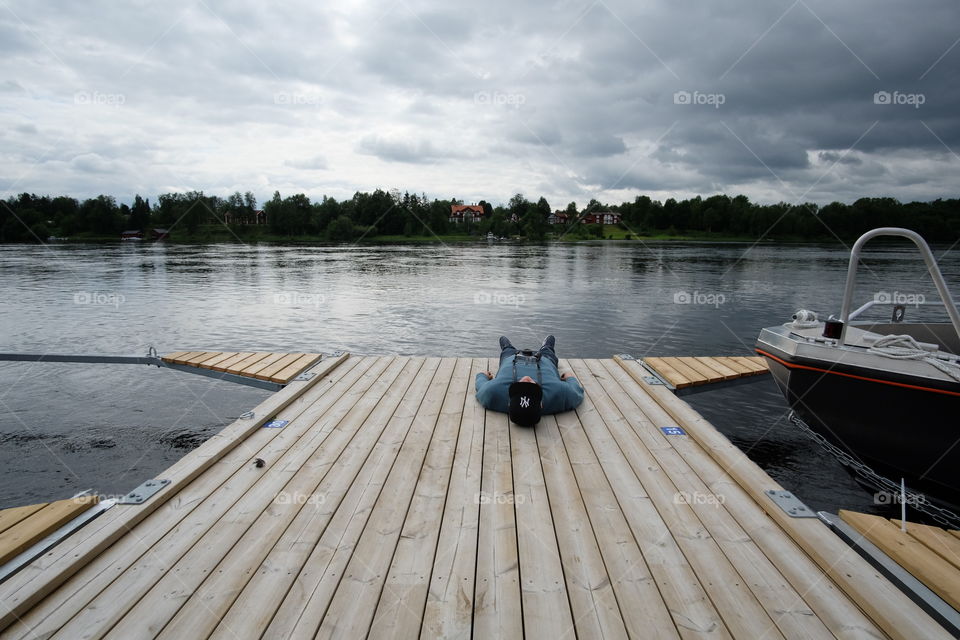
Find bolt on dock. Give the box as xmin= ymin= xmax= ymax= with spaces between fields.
xmin=0 ymin=352 xmax=952 ymax=639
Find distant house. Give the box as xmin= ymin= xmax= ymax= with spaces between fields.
xmin=223 ymin=209 xmax=267 ymax=225
xmin=449 ymin=204 xmax=484 ymax=224
xmin=580 ymin=211 xmax=621 ymax=225
xmin=120 ymin=230 xmax=143 ymax=241
xmin=151 ymin=228 xmax=170 ymax=240
xmin=547 ymin=211 xmax=570 ymax=225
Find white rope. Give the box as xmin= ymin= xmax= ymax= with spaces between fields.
xmin=868 ymin=334 xmax=960 ymax=382
xmin=788 ymin=309 xmax=820 ymax=329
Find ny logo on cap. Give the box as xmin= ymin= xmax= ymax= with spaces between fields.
xmin=520 ymin=396 xmax=530 ymax=408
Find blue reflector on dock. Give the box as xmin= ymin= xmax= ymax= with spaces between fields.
xmin=661 ymin=426 xmax=686 ymax=436
xmin=263 ymin=419 xmax=289 ymax=429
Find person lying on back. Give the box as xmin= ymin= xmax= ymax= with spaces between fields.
xmin=475 ymin=335 xmax=584 ymax=426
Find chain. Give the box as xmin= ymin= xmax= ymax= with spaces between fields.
xmin=788 ymin=411 xmax=960 ymax=529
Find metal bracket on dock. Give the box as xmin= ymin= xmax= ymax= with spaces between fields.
xmin=293 ymin=372 xmax=316 ymax=382
xmin=765 ymin=490 xmax=817 ymax=518
xmin=118 ymin=479 xmax=171 ymax=505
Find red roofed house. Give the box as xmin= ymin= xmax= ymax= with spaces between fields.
xmin=449 ymin=204 xmax=485 ymax=224
xmin=580 ymin=211 xmax=622 ymax=225
xmin=547 ymin=211 xmax=570 ymax=225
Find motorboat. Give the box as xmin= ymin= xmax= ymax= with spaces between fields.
xmin=756 ymin=228 xmax=960 ymax=511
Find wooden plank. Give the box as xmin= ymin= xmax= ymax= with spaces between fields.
xmin=0 ymin=503 xmax=48 ymax=536
xmin=0 ymin=353 xmax=350 ymax=633
xmin=260 ymin=359 xmax=446 ymax=639
xmin=368 ymin=358 xmax=473 ymax=638
xmin=4 ymin=355 xmax=366 ymax=640
xmin=268 ymin=353 xmax=323 ymax=383
xmin=553 ymin=395 xmax=680 ymax=639
xmin=210 ymin=351 xmax=256 ymax=372
xmin=420 ymin=358 xmax=486 ymax=639
xmin=952 ymin=530 xmax=960 ymax=541
xmin=677 ymin=357 xmax=727 ymax=382
xmin=566 ymin=359 xmax=728 ymax=638
xmin=535 ymin=413 xmax=629 ymax=639
xmin=842 ymin=510 xmax=960 ymax=610
xmin=572 ymin=360 xmax=783 ymax=639
xmin=166 ymin=350 xmax=205 ymax=365
xmin=614 ymin=355 xmax=953 ymax=640
xmin=252 ymin=352 xmax=304 ymax=381
xmin=222 ymin=351 xmax=272 ymax=375
xmin=185 ymin=351 xmax=222 ymax=366
xmin=197 ymin=351 xmax=240 ymax=370
xmin=591 ymin=359 xmax=835 ymax=639
xmin=644 ymin=357 xmax=694 ymax=388
xmin=236 ymin=352 xmax=287 ymax=377
xmin=154 ymin=358 xmax=427 ymax=640
xmin=893 ymin=519 xmax=960 ymax=572
xmin=694 ymin=357 xmax=739 ymax=380
xmin=67 ymin=356 xmax=395 ymax=640
xmin=159 ymin=351 xmax=190 ymax=364
xmin=598 ymin=359 xmax=882 ymax=640
xmin=510 ymin=413 xmax=577 ymax=637
xmin=209 ymin=359 xmax=440 ymax=640
xmin=661 ymin=357 xmax=710 ymax=385
xmin=0 ymin=496 xmax=98 ymax=565
xmin=731 ymin=356 xmax=767 ymax=374
xmin=472 ymin=358 xmax=523 ymax=639
xmin=711 ymin=357 xmax=752 ymax=375
xmin=305 ymin=359 xmax=456 ymax=638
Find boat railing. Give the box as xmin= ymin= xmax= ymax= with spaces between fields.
xmin=847 ymin=299 xmax=960 ymax=322
xmin=839 ymin=227 xmax=960 ymax=345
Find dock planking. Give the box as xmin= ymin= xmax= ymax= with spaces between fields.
xmin=161 ymin=350 xmax=322 ymax=384
xmin=644 ymin=355 xmax=768 ymax=389
xmin=0 ymin=355 xmax=950 ymax=639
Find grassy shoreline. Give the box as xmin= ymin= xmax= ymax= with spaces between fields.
xmin=49 ymin=226 xmax=819 ymax=245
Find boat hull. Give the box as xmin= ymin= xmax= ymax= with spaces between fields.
xmin=757 ymin=342 xmax=960 ymax=507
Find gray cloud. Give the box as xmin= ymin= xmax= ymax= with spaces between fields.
xmin=0 ymin=0 xmax=957 ymax=207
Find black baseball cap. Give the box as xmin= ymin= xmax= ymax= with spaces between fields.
xmin=508 ymin=381 xmax=543 ymax=426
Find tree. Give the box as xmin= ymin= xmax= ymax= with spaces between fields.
xmin=129 ymin=195 xmax=150 ymax=230
xmin=327 ymin=215 xmax=355 ymax=242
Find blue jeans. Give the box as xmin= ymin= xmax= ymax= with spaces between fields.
xmin=498 ymin=339 xmax=558 ymax=369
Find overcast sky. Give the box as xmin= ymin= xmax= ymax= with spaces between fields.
xmin=1 ymin=0 xmax=958 ymax=208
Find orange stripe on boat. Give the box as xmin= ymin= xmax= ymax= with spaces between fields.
xmin=755 ymin=348 xmax=960 ymax=398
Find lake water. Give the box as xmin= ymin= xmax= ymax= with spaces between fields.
xmin=1 ymin=240 xmax=956 ymax=516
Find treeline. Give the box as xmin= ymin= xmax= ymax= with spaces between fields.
xmin=1 ymin=189 xmax=958 ymax=242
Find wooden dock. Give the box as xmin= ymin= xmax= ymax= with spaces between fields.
xmin=643 ymin=355 xmax=768 ymax=389
xmin=840 ymin=510 xmax=960 ymax=611
xmin=0 ymin=354 xmax=951 ymax=639
xmin=161 ymin=351 xmax=322 ymax=385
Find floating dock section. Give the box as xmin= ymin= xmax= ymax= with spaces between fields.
xmin=0 ymin=353 xmax=952 ymax=639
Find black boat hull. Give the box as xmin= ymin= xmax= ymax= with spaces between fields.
xmin=758 ymin=347 xmax=960 ymax=507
